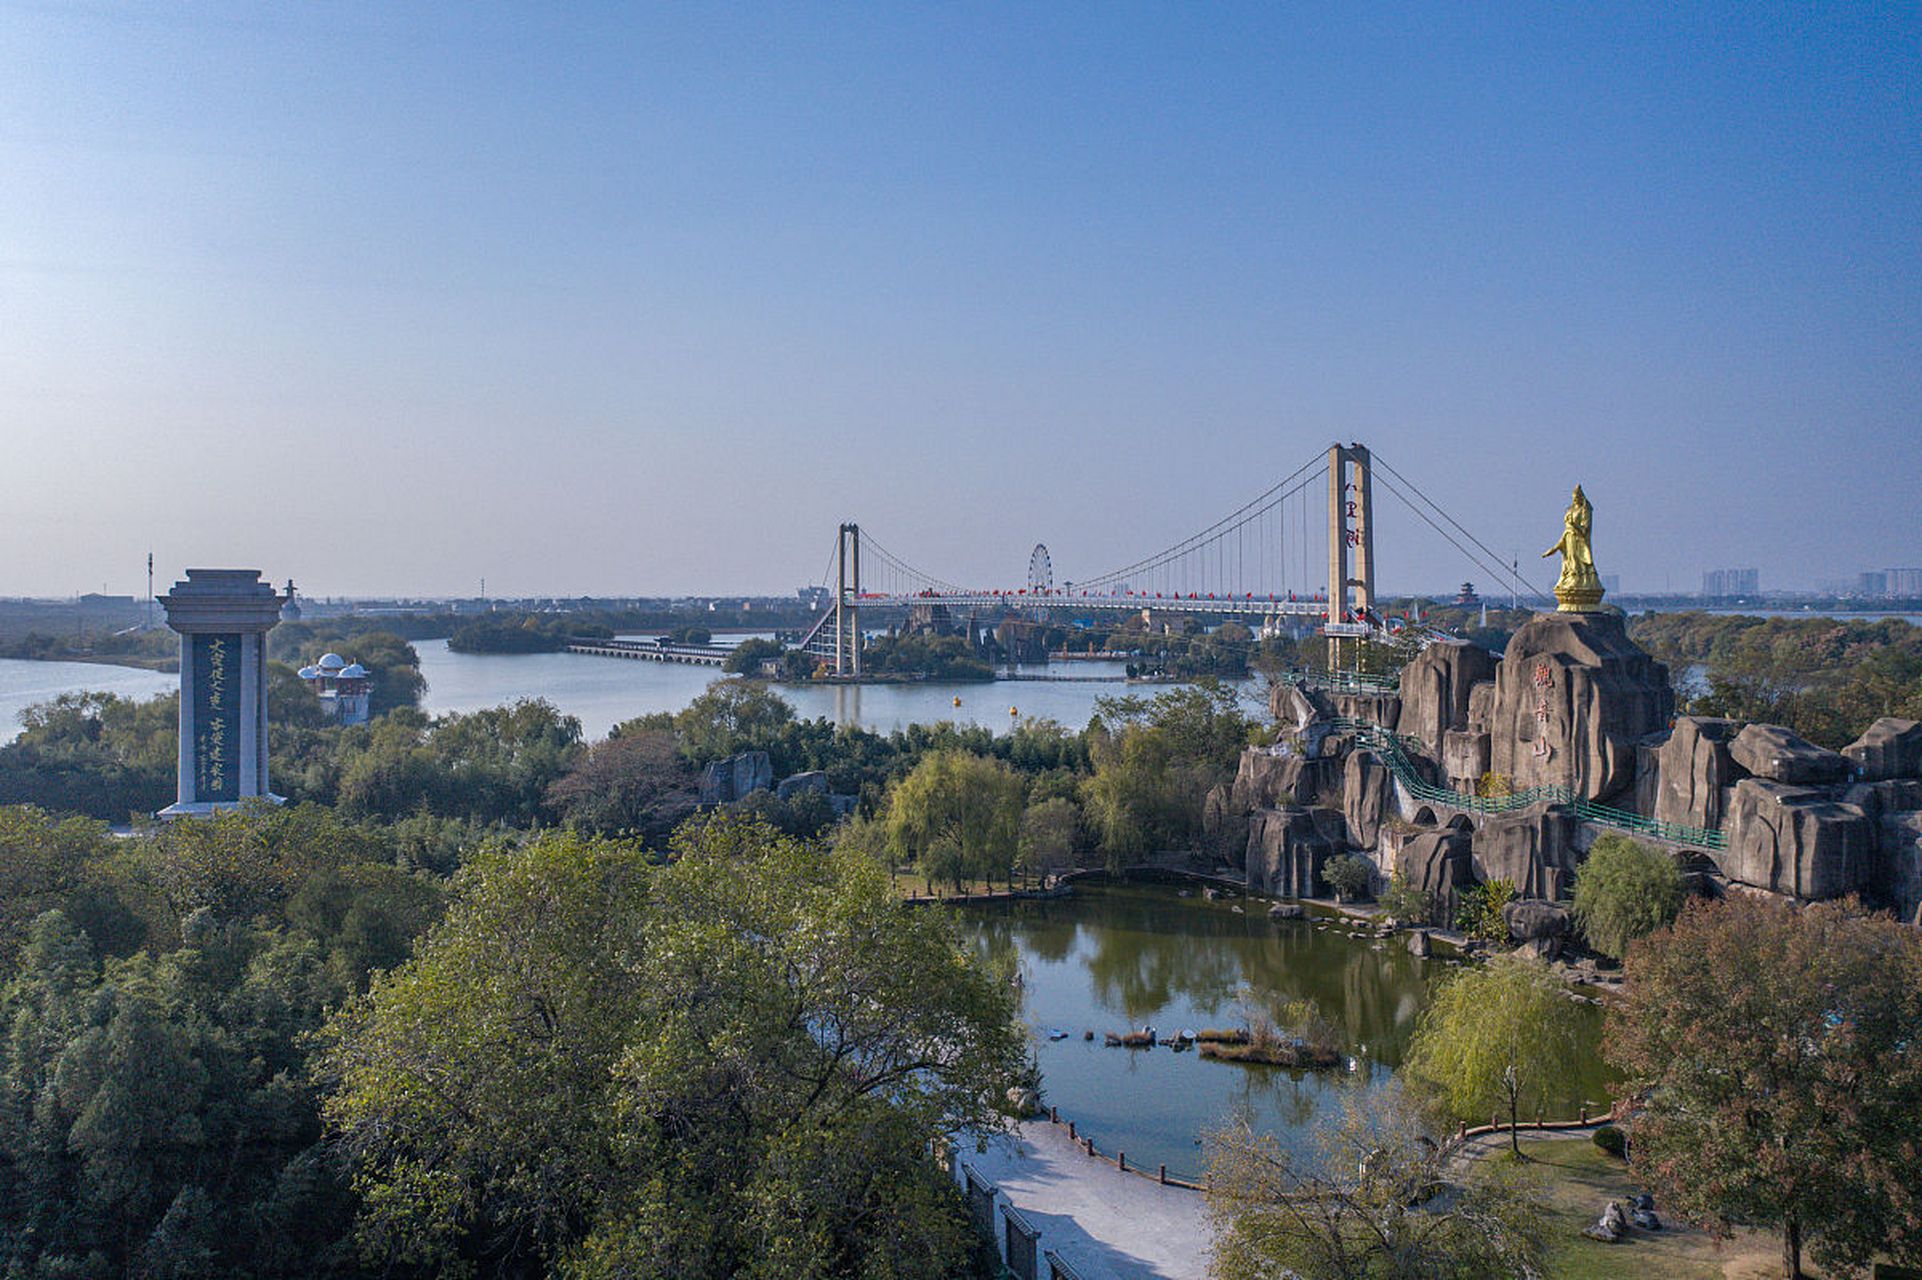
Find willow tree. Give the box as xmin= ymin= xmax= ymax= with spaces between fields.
xmin=884 ymin=749 xmax=1024 ymax=892
xmin=1404 ymin=953 xmax=1585 ymax=1154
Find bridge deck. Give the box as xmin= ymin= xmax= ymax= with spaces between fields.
xmin=566 ymin=639 xmax=730 ymax=667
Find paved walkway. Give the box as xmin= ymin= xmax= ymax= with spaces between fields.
xmin=964 ymin=1120 xmax=1212 ymax=1280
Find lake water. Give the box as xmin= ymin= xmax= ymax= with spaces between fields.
xmin=961 ymin=883 xmax=1609 ymax=1181
xmin=413 ymin=638 xmax=1231 ymax=739
xmin=0 ymin=658 xmax=175 ymax=743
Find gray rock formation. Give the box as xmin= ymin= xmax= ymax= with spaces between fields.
xmin=1397 ymin=638 xmax=1499 ymax=753
xmin=1653 ymin=717 xmax=1746 ymax=831
xmin=1268 ymin=901 xmax=1305 ymax=919
xmin=1405 ymin=929 xmax=1432 ymax=957
xmin=1333 ymin=691 xmax=1401 ymax=731
xmin=1488 ymin=612 xmax=1673 ymax=803
xmin=1245 ymin=806 xmax=1347 ymax=897
xmin=1729 ymin=724 xmax=1849 ymax=786
xmin=1230 ymin=748 xmax=1324 ymax=812
xmin=700 ymin=750 xmax=774 ymax=805
xmin=1503 ymin=898 xmax=1571 ymax=960
xmin=1442 ymin=729 xmax=1491 ymax=794
xmin=1719 ymin=778 xmax=1876 ymax=899
xmin=1270 ymin=682 xmax=1332 ymax=737
xmin=775 ymin=770 xmax=828 ymax=799
xmin=1395 ymin=827 xmax=1473 ymax=915
xmin=1879 ymin=809 xmax=1922 ymax=925
xmin=1201 ymin=785 xmax=1248 ymax=864
xmin=1583 ymin=1201 xmax=1629 ymax=1243
xmin=1342 ymin=749 xmax=1393 ymax=849
xmin=1843 ymin=717 xmax=1922 ymax=782
xmin=1471 ymin=805 xmax=1578 ymax=900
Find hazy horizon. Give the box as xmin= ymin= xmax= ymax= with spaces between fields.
xmin=4 ymin=4 xmax=1917 ymax=600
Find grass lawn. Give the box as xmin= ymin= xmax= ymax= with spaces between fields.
xmin=1511 ymin=1136 xmax=1821 ymax=1280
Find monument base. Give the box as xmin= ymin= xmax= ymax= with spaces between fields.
xmin=157 ymin=794 xmax=285 ymax=820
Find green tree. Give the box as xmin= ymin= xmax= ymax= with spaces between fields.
xmin=1376 ymin=872 xmax=1434 ymax=925
xmin=1607 ymin=895 xmax=1922 ymax=1279
xmin=1405 ymin=953 xmax=1585 ymax=1155
xmin=319 ymin=818 xmax=1025 ymax=1278
xmin=1453 ymin=878 xmax=1516 ymax=941
xmin=1079 ymin=725 xmax=1206 ymax=870
xmin=1018 ymin=796 xmax=1081 ymax=883
xmin=1206 ymin=1085 xmax=1548 ymax=1280
xmin=674 ymin=679 xmax=796 ymax=763
xmin=1569 ymin=833 xmax=1683 ymax=959
xmin=1321 ymin=854 xmax=1373 ymax=902
xmin=722 ymin=636 xmax=786 ymax=674
xmin=884 ymin=750 xmax=1025 ymax=891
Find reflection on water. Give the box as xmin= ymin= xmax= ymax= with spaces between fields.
xmin=960 ymin=883 xmax=1608 ymax=1180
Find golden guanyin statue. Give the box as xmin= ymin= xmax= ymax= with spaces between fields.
xmin=1542 ymin=485 xmax=1605 ymax=612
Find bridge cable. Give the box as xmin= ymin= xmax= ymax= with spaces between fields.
xmin=1371 ymin=468 xmax=1541 ymax=599
xmin=1369 ymin=452 xmax=1546 ymax=598
xmin=1074 ymin=447 xmax=1329 ymax=590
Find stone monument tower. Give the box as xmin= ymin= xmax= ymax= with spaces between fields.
xmin=157 ymin=569 xmax=289 ymax=818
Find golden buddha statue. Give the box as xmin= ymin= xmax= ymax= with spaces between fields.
xmin=1542 ymin=485 xmax=1605 ymax=612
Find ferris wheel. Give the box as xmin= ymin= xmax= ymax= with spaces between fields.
xmin=1028 ymin=543 xmax=1053 ymax=593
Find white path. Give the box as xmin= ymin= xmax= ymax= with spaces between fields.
xmin=962 ymin=1119 xmax=1213 ymax=1280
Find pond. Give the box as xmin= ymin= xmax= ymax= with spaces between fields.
xmin=959 ymin=882 xmax=1610 ymax=1182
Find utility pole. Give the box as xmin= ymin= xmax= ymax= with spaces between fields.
xmin=146 ymin=552 xmax=154 ymax=629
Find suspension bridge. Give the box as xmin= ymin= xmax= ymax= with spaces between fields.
xmin=798 ymin=442 xmax=1543 ymax=676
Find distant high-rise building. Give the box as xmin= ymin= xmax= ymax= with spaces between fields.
xmin=1885 ymin=568 xmax=1922 ymax=597
xmin=1701 ymin=568 xmax=1760 ymax=598
xmin=1857 ymin=571 xmax=1890 ymax=597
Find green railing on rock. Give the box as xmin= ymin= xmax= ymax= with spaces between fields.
xmin=1567 ymin=798 xmax=1725 ymax=850
xmin=1281 ymin=669 xmax=1404 ymax=696
xmin=1323 ymin=718 xmax=1727 ymax=849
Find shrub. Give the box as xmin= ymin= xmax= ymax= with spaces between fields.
xmin=1455 ymin=879 xmax=1516 ymax=941
xmin=1377 ymin=872 xmax=1434 ymax=923
xmin=1592 ymin=1124 xmax=1627 ymax=1158
xmin=1570 ymin=833 xmax=1684 ymax=959
xmin=1321 ymin=854 xmax=1373 ymax=902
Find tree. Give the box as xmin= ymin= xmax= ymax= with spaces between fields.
xmin=1607 ymin=895 xmax=1922 ymax=1279
xmin=1453 ymin=878 xmax=1516 ymax=941
xmin=722 ymin=637 xmax=786 ymax=674
xmin=1321 ymin=854 xmax=1372 ymax=902
xmin=1569 ymin=833 xmax=1683 ymax=959
xmin=884 ymin=750 xmax=1025 ymax=891
xmin=1079 ymin=725 xmax=1207 ymax=870
xmin=1018 ymin=796 xmax=1081 ymax=883
xmin=1377 ymin=872 xmax=1434 ymax=925
xmin=319 ymin=818 xmax=1026 ymax=1277
xmin=673 ymin=679 xmax=796 ymax=763
xmin=1405 ymin=953 xmax=1585 ymax=1154
xmin=1205 ymin=1085 xmax=1548 ymax=1280
xmin=545 ymin=727 xmax=699 ymax=838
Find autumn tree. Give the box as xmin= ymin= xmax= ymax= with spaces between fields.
xmin=1607 ymin=895 xmax=1922 ymax=1279
xmin=1404 ymin=953 xmax=1585 ymax=1154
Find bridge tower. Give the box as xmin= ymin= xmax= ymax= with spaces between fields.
xmin=1325 ymin=443 xmax=1376 ymax=665
xmin=834 ymin=522 xmax=862 ymax=677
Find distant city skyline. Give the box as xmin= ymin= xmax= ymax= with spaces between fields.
xmin=3 ymin=4 xmax=1916 ymax=600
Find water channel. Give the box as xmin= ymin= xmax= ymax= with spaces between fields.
xmin=960 ymin=882 xmax=1610 ymax=1182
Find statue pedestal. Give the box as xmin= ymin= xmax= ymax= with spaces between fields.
xmin=1487 ymin=611 xmax=1672 ymax=804
xmin=156 ymin=569 xmax=287 ymax=818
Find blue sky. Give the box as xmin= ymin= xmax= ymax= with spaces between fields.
xmin=3 ymin=3 xmax=1916 ymax=598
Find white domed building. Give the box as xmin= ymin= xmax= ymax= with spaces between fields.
xmin=295 ymin=652 xmax=373 ymax=725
